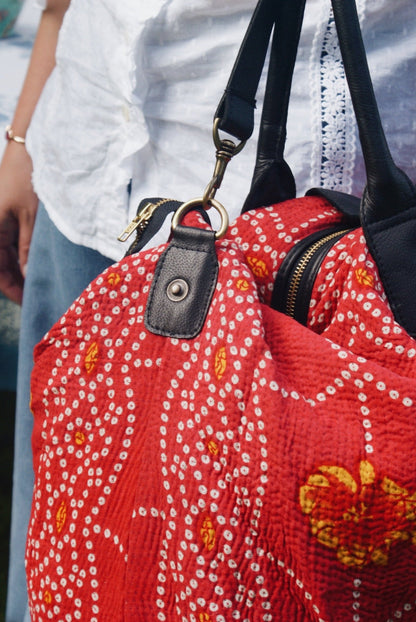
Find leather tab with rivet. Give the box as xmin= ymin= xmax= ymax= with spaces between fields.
xmin=145 ymin=224 xmax=218 ymax=339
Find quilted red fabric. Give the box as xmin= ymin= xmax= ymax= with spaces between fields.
xmin=28 ymin=196 xmax=416 ymax=621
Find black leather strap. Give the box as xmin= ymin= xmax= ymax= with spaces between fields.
xmin=215 ymin=0 xmax=305 ymax=144
xmin=241 ymin=0 xmax=416 ymax=216
xmin=217 ymin=0 xmax=416 ymax=219
xmin=216 ymin=0 xmax=416 ymax=336
xmin=331 ymin=0 xmax=416 ymax=221
xmin=330 ymin=0 xmax=416 ymax=336
xmin=242 ymin=0 xmax=306 ymax=211
xmin=214 ymin=0 xmax=275 ymax=141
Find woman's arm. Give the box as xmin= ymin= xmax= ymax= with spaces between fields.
xmin=0 ymin=0 xmax=71 ymax=304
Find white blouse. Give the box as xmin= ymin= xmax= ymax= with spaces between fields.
xmin=27 ymin=0 xmax=416 ymax=260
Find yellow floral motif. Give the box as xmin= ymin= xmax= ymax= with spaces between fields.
xmin=198 ymin=614 xmax=212 ymax=622
xmin=300 ymin=461 xmax=416 ymax=567
xmin=355 ymin=267 xmax=374 ymax=288
xmin=247 ymin=256 xmax=269 ymax=278
xmin=84 ymin=341 xmax=99 ymax=374
xmin=214 ymin=346 xmax=227 ymax=381
xmin=207 ymin=439 xmax=219 ymax=456
xmin=56 ymin=500 xmax=67 ymax=535
xmin=43 ymin=591 xmax=52 ymax=605
xmin=236 ymin=278 xmax=250 ymax=292
xmin=107 ymin=272 xmax=121 ymax=287
xmin=199 ymin=515 xmax=216 ymax=551
xmin=75 ymin=431 xmax=86 ymax=446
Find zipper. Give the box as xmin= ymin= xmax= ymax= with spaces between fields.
xmin=272 ymin=225 xmax=355 ymax=325
xmin=285 ymin=228 xmax=351 ymax=317
xmin=118 ymin=198 xmax=182 ymax=257
xmin=118 ymin=198 xmax=176 ymax=243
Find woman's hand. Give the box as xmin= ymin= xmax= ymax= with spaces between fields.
xmin=0 ymin=0 xmax=71 ymax=304
xmin=0 ymin=142 xmax=38 ymax=304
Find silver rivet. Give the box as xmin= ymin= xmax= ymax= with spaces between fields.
xmin=166 ymin=278 xmax=189 ymax=302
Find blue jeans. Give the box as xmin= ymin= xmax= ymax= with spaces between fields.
xmin=6 ymin=204 xmax=114 ymax=622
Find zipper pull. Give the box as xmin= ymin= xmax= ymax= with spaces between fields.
xmin=118 ymin=201 xmax=159 ymax=243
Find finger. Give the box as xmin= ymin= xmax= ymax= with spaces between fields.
xmin=0 ymin=209 xmax=23 ymax=303
xmin=18 ymin=200 xmax=38 ymax=279
xmin=0 ymin=245 xmax=24 ymax=304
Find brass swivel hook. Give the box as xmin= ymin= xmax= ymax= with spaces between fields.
xmin=202 ymin=118 xmax=246 ymax=207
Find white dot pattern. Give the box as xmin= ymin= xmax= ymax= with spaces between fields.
xmin=27 ymin=201 xmax=416 ymax=620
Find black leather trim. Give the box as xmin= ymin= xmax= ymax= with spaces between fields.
xmin=145 ymin=225 xmax=218 ymax=339
xmin=362 ymin=205 xmax=416 ymax=339
xmin=306 ymin=188 xmax=361 ymax=223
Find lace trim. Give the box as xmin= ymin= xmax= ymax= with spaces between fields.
xmin=310 ymin=0 xmax=366 ymax=193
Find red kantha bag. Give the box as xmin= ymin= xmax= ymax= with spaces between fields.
xmin=27 ymin=0 xmax=416 ymax=620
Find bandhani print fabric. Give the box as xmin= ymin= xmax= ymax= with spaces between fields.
xmin=28 ymin=196 xmax=416 ymax=621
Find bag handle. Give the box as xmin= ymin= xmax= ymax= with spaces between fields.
xmin=205 ymin=0 xmax=305 ymax=207
xmin=217 ymin=0 xmax=416 ymax=214
xmin=331 ymin=0 xmax=416 ymax=219
xmin=331 ymin=0 xmax=416 ymax=338
xmin=215 ymin=0 xmax=416 ymax=337
xmin=239 ymin=2 xmax=306 ymax=211
xmin=215 ymin=0 xmax=305 ymax=143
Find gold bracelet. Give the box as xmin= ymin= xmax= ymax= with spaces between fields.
xmin=5 ymin=125 xmax=26 ymax=145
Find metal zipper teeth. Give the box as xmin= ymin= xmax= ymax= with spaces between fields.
xmin=285 ymin=228 xmax=351 ymax=318
xmin=119 ymin=198 xmax=177 ymax=243
xmin=135 ymin=198 xmax=177 ymax=235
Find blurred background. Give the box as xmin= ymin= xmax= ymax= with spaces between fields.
xmin=0 ymin=1 xmax=39 ymax=618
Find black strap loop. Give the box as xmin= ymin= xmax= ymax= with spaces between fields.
xmin=214 ymin=0 xmax=275 ymax=141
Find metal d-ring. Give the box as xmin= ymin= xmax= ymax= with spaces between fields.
xmin=171 ymin=197 xmax=229 ymax=240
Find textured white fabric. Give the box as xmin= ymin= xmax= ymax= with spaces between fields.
xmin=27 ymin=0 xmax=416 ymax=261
